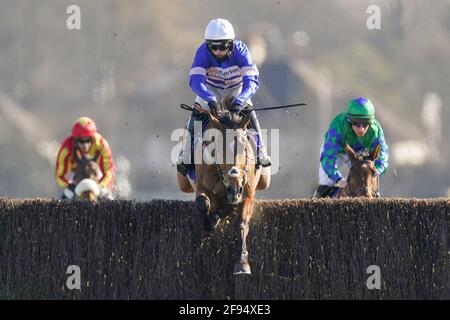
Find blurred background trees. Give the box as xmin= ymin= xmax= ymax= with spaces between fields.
xmin=0 ymin=0 xmax=449 ymax=199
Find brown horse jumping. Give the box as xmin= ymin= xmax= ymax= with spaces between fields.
xmin=73 ymin=149 xmax=102 ymax=201
xmin=177 ymin=97 xmax=271 ymax=274
xmin=338 ymin=144 xmax=381 ymax=198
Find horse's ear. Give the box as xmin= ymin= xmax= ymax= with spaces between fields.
xmin=74 ymin=147 xmax=83 ymax=161
xmin=345 ymin=144 xmax=358 ymax=162
xmin=193 ymin=104 xmax=225 ymax=131
xmin=370 ymin=144 xmax=381 ymax=161
xmin=207 ymin=112 xmax=225 ymax=131
xmin=237 ymin=112 xmax=251 ymax=129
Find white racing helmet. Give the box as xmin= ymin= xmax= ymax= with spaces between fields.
xmin=204 ymin=18 xmax=235 ymax=41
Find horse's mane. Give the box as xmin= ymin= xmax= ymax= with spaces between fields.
xmin=217 ymin=95 xmax=245 ymax=129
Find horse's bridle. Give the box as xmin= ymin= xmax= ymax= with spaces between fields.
xmin=215 ymin=163 xmax=249 ymax=188
xmin=344 ymin=158 xmax=379 ymax=197
xmin=73 ymin=147 xmax=101 ymax=186
xmin=213 ymin=132 xmax=250 ymax=200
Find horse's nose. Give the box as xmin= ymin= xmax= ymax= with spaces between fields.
xmin=226 ymin=185 xmax=243 ymax=203
xmin=226 ymin=186 xmax=237 ymax=196
xmin=227 ymin=185 xmax=243 ymax=194
xmin=362 ymin=186 xmax=372 ymax=197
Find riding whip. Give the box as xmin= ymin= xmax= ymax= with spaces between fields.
xmin=180 ymin=102 xmax=307 ymax=112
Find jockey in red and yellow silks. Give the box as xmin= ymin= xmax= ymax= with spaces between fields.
xmin=55 ymin=117 xmax=115 ymax=198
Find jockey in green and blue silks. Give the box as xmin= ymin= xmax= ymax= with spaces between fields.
xmin=316 ymin=97 xmax=389 ymax=195
xmin=177 ymin=18 xmax=271 ymax=177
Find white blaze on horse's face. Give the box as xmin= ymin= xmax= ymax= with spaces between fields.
xmin=226 ymin=129 xmax=248 ymax=165
xmin=223 ymin=166 xmax=246 ymax=187
xmin=223 ymin=165 xmax=248 ymax=204
xmin=228 ymin=166 xmax=240 ymax=178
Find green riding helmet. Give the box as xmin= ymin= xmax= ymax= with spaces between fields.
xmin=346 ymin=97 xmax=375 ymax=121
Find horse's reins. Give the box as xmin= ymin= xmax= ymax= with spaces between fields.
xmin=181 ymin=101 xmax=304 ymax=193
xmin=214 ymin=135 xmax=249 ymax=189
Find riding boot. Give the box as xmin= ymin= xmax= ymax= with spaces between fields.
xmin=249 ymin=110 xmax=271 ymax=167
xmin=176 ymin=112 xmax=195 ymax=176
xmin=314 ymin=185 xmax=338 ymax=198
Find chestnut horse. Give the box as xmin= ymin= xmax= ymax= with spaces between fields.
xmin=73 ymin=148 xmax=102 ymax=201
xmin=177 ymin=97 xmax=271 ymax=274
xmin=337 ymin=144 xmax=381 ymax=198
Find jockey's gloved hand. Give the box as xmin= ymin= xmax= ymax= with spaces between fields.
xmin=336 ymin=178 xmax=347 ymax=189
xmin=208 ymin=100 xmax=221 ymax=116
xmin=229 ymin=101 xmax=243 ymax=113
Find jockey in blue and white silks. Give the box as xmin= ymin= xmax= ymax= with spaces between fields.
xmin=189 ymin=40 xmax=259 ymax=108
xmin=177 ymin=18 xmax=271 ymax=177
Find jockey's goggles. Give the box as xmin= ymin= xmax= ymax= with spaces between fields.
xmin=76 ymin=137 xmax=92 ymax=144
xmin=349 ymin=119 xmax=370 ymax=128
xmin=206 ymin=40 xmax=233 ymax=52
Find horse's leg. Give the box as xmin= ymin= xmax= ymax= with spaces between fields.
xmin=233 ymin=193 xmax=255 ymax=275
xmin=209 ymin=203 xmax=221 ymax=231
xmin=256 ymin=166 xmax=271 ymax=191
xmin=195 ymin=189 xmax=214 ymax=232
xmin=177 ymin=172 xmax=195 ymax=193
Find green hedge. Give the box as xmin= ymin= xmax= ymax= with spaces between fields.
xmin=0 ymin=198 xmax=449 ymax=299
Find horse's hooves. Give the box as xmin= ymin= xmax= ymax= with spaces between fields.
xmin=203 ymin=218 xmax=214 ymax=233
xmin=202 ymin=213 xmax=221 ymax=233
xmin=195 ymin=195 xmax=210 ymax=212
xmin=233 ymin=263 xmax=251 ymax=275
xmin=210 ymin=213 xmax=221 ymax=230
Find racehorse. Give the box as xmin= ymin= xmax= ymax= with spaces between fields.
xmin=73 ymin=148 xmax=102 ymax=201
xmin=337 ymin=144 xmax=381 ymax=198
xmin=177 ymin=96 xmax=271 ymax=274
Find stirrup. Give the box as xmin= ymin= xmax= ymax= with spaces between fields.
xmin=314 ymin=185 xmax=337 ymax=198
